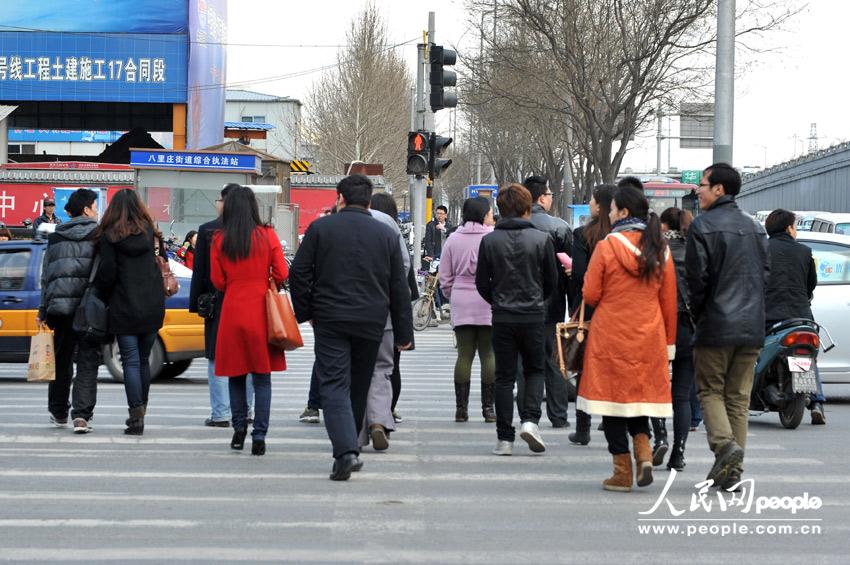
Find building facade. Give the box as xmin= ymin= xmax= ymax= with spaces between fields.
xmin=225 ymin=89 xmax=301 ymax=162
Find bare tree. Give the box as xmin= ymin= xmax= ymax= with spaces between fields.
xmin=304 ymin=5 xmax=413 ymax=190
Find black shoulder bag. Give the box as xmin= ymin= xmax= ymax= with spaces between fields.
xmin=73 ymin=256 xmax=110 ymax=341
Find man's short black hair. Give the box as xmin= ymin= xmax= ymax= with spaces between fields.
xmin=523 ymin=175 xmax=549 ymax=201
xmin=617 ymin=176 xmax=644 ymax=192
xmin=765 ymin=209 xmax=797 ymax=236
xmin=435 ymin=205 xmax=448 ymax=214
xmin=337 ymin=174 xmax=373 ymax=207
xmin=703 ymin=163 xmax=741 ymax=196
xmin=64 ymin=188 xmax=98 ymax=217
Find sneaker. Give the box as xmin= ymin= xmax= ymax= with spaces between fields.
xmin=492 ymin=440 xmax=513 ymax=456
xmin=519 ymin=421 xmax=546 ymax=453
xmin=392 ymin=410 xmax=403 ymax=424
xmin=810 ymin=403 xmax=826 ymax=425
xmin=49 ymin=414 xmax=68 ymax=428
xmin=706 ymin=441 xmax=744 ymax=486
xmin=299 ymin=407 xmax=320 ymax=424
xmin=72 ymin=418 xmax=92 ymax=434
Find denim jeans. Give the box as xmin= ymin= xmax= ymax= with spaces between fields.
xmin=811 ymin=366 xmax=826 ymax=404
xmin=116 ymin=333 xmax=157 ymax=410
xmin=207 ymin=359 xmax=231 ymax=422
xmin=229 ymin=373 xmax=271 ymax=440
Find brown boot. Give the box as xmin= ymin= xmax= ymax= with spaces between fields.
xmin=603 ymin=453 xmax=633 ymax=492
xmin=633 ymin=433 xmax=654 ymax=487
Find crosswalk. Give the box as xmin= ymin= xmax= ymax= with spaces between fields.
xmin=0 ymin=323 xmax=846 ymax=561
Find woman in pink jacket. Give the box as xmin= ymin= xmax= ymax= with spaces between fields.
xmin=439 ymin=197 xmax=496 ymax=423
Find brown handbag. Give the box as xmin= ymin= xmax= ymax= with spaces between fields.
xmin=555 ymin=300 xmax=590 ymax=377
xmin=157 ymin=240 xmax=179 ymax=297
xmin=266 ymin=278 xmax=303 ymax=351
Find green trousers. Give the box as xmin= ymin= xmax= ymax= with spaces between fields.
xmin=454 ymin=325 xmax=495 ymax=385
xmin=694 ymin=345 xmax=761 ymax=455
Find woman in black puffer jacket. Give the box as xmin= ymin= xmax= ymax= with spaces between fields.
xmin=93 ymin=189 xmax=165 ymax=435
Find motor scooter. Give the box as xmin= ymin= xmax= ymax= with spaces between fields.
xmin=750 ymin=318 xmax=834 ymax=429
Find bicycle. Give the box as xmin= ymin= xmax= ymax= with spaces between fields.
xmin=412 ymin=259 xmax=441 ymax=331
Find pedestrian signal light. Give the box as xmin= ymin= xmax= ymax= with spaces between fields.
xmin=429 ymin=133 xmax=452 ymax=180
xmin=407 ymin=131 xmax=430 ymax=176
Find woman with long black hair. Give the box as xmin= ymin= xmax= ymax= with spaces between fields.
xmin=210 ymin=186 xmax=288 ymax=455
xmin=94 ymin=189 xmax=166 ymax=435
xmin=567 ymin=184 xmax=615 ymax=445
xmin=578 ymin=186 xmax=677 ymax=492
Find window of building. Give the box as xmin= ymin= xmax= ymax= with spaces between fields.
xmin=240 ymin=115 xmax=266 ymax=124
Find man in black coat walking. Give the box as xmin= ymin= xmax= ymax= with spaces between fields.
xmin=686 ymin=163 xmax=770 ymax=490
xmin=290 ymin=175 xmax=413 ymax=481
xmin=516 ymin=175 xmax=572 ymax=428
xmin=764 ymin=208 xmax=825 ymax=424
xmin=189 ymin=183 xmax=252 ymax=428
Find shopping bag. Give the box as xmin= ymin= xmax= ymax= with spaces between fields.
xmin=27 ymin=328 xmax=56 ymax=382
xmin=555 ymin=300 xmax=590 ymax=377
xmin=266 ymin=279 xmax=303 ymax=351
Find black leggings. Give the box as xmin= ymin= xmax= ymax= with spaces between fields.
xmin=603 ymin=416 xmax=650 ymax=455
xmin=391 ymin=348 xmax=401 ymax=411
xmin=670 ymin=353 xmax=695 ymax=445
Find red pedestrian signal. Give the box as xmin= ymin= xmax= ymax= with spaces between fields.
xmin=407 ymin=131 xmax=430 ymax=176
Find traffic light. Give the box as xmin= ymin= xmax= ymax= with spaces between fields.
xmin=429 ymin=45 xmax=457 ymax=112
xmin=406 ymin=131 xmax=430 ymax=176
xmin=429 ymin=133 xmax=452 ymax=179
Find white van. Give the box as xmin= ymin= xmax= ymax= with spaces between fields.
xmin=810 ymin=213 xmax=850 ymax=235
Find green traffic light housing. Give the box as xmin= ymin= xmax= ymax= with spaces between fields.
xmin=429 ymin=133 xmax=452 ymax=179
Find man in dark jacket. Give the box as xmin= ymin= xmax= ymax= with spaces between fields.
xmin=476 ymin=183 xmax=558 ymax=456
xmin=764 ymin=209 xmax=825 ymax=424
xmin=516 ymin=175 xmax=572 ymax=428
xmin=37 ymin=189 xmax=99 ymax=433
xmin=189 ymin=183 xmax=252 ymax=428
xmin=33 ymin=197 xmax=62 ymax=235
xmin=686 ymin=163 xmax=770 ymax=489
xmin=290 ymin=174 xmax=413 ymax=481
xmin=423 ymin=205 xmax=452 ymax=262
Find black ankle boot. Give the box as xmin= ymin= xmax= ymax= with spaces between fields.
xmin=231 ymin=427 xmax=247 ymax=450
xmin=124 ymin=406 xmax=145 ymax=436
xmin=481 ymin=382 xmax=496 ymax=423
xmin=454 ymin=382 xmax=470 ymax=422
xmin=568 ymin=410 xmax=591 ymax=445
xmin=651 ymin=418 xmax=669 ymax=466
xmin=251 ymin=439 xmax=266 ymax=456
xmin=667 ymin=437 xmax=687 ymax=471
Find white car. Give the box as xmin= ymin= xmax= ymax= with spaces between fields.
xmin=796 ymin=231 xmax=850 ymax=383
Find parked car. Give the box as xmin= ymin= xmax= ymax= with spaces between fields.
xmin=796 ymin=231 xmax=850 ymax=383
xmin=0 ymin=239 xmax=204 ymax=382
xmin=808 ymin=213 xmax=850 ymax=235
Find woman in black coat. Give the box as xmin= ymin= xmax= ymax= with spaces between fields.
xmin=93 ymin=189 xmax=166 ymax=435
xmin=567 ymin=184 xmax=615 ymax=446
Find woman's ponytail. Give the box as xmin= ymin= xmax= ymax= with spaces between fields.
xmin=638 ymin=211 xmax=666 ymax=281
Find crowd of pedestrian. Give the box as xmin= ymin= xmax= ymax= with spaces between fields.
xmin=35 ymin=163 xmax=825 ymax=487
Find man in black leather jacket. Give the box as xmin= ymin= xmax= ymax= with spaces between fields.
xmin=37 ymin=189 xmax=99 ymax=433
xmin=686 ymin=163 xmax=769 ymax=490
xmin=764 ymin=209 xmax=825 ymax=425
xmin=515 ymin=175 xmax=572 ymax=428
xmin=476 ymin=184 xmax=558 ymax=456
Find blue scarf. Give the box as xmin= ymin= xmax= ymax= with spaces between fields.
xmin=611 ymin=217 xmax=646 ymax=232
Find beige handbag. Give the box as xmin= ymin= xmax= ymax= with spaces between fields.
xmin=556 ymin=300 xmax=590 ymax=377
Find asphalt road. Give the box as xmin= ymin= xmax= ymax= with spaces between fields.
xmin=0 ymin=324 xmax=848 ymax=563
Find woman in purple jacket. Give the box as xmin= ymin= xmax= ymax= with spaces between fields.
xmin=439 ymin=197 xmax=496 ymax=423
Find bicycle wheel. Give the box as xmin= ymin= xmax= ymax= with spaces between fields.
xmin=412 ymin=296 xmax=433 ymax=331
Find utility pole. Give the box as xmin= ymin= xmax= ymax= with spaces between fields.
xmin=411 ymin=13 xmax=436 ymax=272
xmin=656 ymin=105 xmax=664 ymax=174
xmin=713 ymin=0 xmax=735 ymax=164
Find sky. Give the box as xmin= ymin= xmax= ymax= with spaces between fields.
xmin=225 ymin=0 xmax=849 ymax=174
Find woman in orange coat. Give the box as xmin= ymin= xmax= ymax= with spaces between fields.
xmin=577 ymin=186 xmax=676 ymax=492
xmin=211 ymin=186 xmax=288 ymax=456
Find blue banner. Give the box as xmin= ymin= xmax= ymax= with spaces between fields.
xmin=187 ymin=0 xmax=226 ymax=149
xmin=0 ymin=1 xmax=188 ymax=33
xmin=130 ymin=150 xmax=260 ymax=174
xmin=9 ymin=129 xmax=124 ymax=143
xmin=0 ymin=32 xmax=188 ymax=103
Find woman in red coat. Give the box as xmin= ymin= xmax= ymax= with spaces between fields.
xmin=578 ymin=186 xmax=676 ymax=492
xmin=211 ymin=186 xmax=288 ymax=456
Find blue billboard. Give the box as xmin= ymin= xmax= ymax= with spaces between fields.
xmin=9 ymin=129 xmax=124 ymax=143
xmin=130 ymin=150 xmax=261 ymax=174
xmin=0 ymin=32 xmax=188 ymax=103
xmin=0 ymin=1 xmax=188 ymax=33
xmin=187 ymin=0 xmax=227 ymax=149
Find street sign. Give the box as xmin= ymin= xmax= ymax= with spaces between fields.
xmin=465 ymin=184 xmax=498 ymax=199
xmin=130 ymin=150 xmax=261 ymax=174
xmin=680 ymin=170 xmax=702 ymax=185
